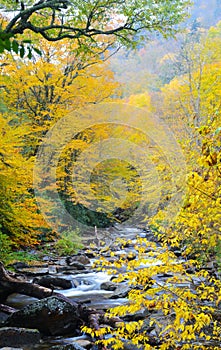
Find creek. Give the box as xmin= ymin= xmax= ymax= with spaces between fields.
xmin=3 ymin=226 xmax=189 ymax=350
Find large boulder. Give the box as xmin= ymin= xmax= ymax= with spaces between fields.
xmin=14 ymin=267 xmax=49 ymax=276
xmin=110 ymin=284 xmax=132 ymax=299
xmin=5 ymin=296 xmax=79 ymax=336
xmin=100 ymin=281 xmax=118 ymax=291
xmin=57 ymin=262 xmax=86 ymax=272
xmin=66 ymin=255 xmax=90 ymax=266
xmin=33 ymin=276 xmax=72 ymax=289
xmin=0 ymin=327 xmax=40 ymax=347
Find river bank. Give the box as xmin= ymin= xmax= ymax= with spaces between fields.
xmin=0 ymin=226 xmax=220 ymax=350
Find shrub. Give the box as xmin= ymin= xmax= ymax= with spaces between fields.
xmin=0 ymin=229 xmax=13 ymax=263
xmin=54 ymin=229 xmax=83 ymax=256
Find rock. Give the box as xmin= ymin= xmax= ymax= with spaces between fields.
xmin=33 ymin=276 xmax=72 ymax=289
xmin=0 ymin=348 xmax=23 ymax=350
xmin=0 ymin=327 xmax=40 ymax=347
xmin=156 ymin=273 xmax=174 ymax=279
xmin=110 ymin=284 xmax=131 ymax=299
xmin=123 ymin=335 xmax=161 ymax=348
xmin=0 ymin=312 xmax=8 ymax=323
xmin=5 ymin=296 xmax=78 ymax=336
xmin=122 ymin=342 xmax=142 ymax=350
xmin=75 ymin=339 xmax=92 ymax=349
xmin=61 ymin=269 xmax=91 ymax=275
xmin=67 ymin=255 xmax=90 ymax=266
xmin=72 ymin=279 xmax=80 ymax=288
xmin=69 ymin=261 xmax=89 ymax=269
xmin=11 ymin=262 xmax=29 ymax=270
xmin=173 ymin=250 xmax=182 ymax=257
xmin=48 ymin=265 xmax=58 ymax=274
xmin=126 ymin=252 xmax=136 ymax=261
xmin=0 ymin=305 xmax=16 ymax=323
xmin=123 ymin=307 xmax=150 ymax=321
xmin=84 ymin=250 xmax=96 ymax=258
xmin=56 ymin=258 xmax=67 ymax=266
xmin=42 ymin=256 xmax=51 ymax=262
xmin=57 ymin=263 xmax=86 ymax=272
xmin=15 ymin=267 xmax=49 ymax=276
xmin=204 ymin=260 xmax=218 ymax=269
xmin=123 ymin=241 xmax=135 ymax=248
xmin=100 ymin=281 xmax=117 ymax=291
xmin=51 ymin=344 xmax=85 ymax=350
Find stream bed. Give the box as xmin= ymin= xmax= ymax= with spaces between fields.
xmin=2 ymin=225 xmax=204 ymax=350
xmin=5 ymin=226 xmax=153 ymax=349
xmin=3 ymin=227 xmax=152 ymax=350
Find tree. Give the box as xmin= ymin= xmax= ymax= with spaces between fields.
xmin=80 ymin=22 xmax=221 ymax=349
xmin=0 ymin=35 xmax=118 ymax=152
xmin=0 ymin=0 xmax=191 ymax=56
xmin=154 ymin=21 xmax=221 ymax=260
xmin=0 ymin=112 xmax=48 ymax=246
xmin=0 ymin=36 xmax=120 ymax=239
xmin=160 ymin=21 xmax=221 ymax=148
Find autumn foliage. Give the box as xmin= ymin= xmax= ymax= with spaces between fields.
xmin=83 ymin=22 xmax=221 ymax=350
xmin=0 ymin=6 xmax=221 ymax=350
xmin=0 ymin=35 xmax=119 ymax=244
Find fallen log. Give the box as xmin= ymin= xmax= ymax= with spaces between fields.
xmin=0 ymin=261 xmax=54 ymax=302
xmin=0 ymin=303 xmax=17 ymax=314
xmin=0 ymin=261 xmax=118 ymax=349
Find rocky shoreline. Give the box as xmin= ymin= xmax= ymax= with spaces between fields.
xmin=0 ymin=226 xmax=155 ymax=349
xmin=0 ymin=226 xmax=219 ymax=350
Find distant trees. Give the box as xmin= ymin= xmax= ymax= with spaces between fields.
xmin=154 ymin=21 xmax=221 ymax=261
xmin=82 ymin=21 xmax=221 ymax=350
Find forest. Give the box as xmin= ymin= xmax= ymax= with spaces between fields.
xmin=0 ymin=0 xmax=220 ymax=349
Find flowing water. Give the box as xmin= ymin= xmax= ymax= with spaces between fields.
xmin=6 ymin=226 xmax=150 ymax=349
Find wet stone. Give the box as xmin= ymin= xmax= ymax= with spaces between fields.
xmin=51 ymin=343 xmax=85 ymax=350
xmin=11 ymin=262 xmax=29 ymax=270
xmin=33 ymin=276 xmax=72 ymax=289
xmin=0 ymin=348 xmax=24 ymax=350
xmin=42 ymin=256 xmax=51 ymax=262
xmin=0 ymin=327 xmax=41 ymax=348
xmin=110 ymin=284 xmax=131 ymax=299
xmin=0 ymin=313 xmax=8 ymax=323
xmin=48 ymin=265 xmax=57 ymax=274
xmin=75 ymin=339 xmax=92 ymax=349
xmin=15 ymin=267 xmax=49 ymax=276
xmin=100 ymin=281 xmax=118 ymax=291
xmin=66 ymin=255 xmax=90 ymax=266
xmin=56 ymin=258 xmax=67 ymax=266
xmin=173 ymin=250 xmax=182 ymax=257
xmin=57 ymin=263 xmax=86 ymax=273
xmin=5 ymin=296 xmax=78 ymax=336
xmin=72 ymin=279 xmax=80 ymax=288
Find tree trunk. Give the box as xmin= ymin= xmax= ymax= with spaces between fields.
xmin=0 ymin=261 xmax=54 ymax=302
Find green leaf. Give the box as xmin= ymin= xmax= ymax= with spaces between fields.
xmin=27 ymin=47 xmax=32 ymax=59
xmin=22 ymin=39 xmax=32 ymax=44
xmin=33 ymin=47 xmax=42 ymax=56
xmin=4 ymin=39 xmax=11 ymax=51
xmin=0 ymin=32 xmax=12 ymax=41
xmin=19 ymin=44 xmax=25 ymax=58
xmin=0 ymin=39 xmax=5 ymax=53
xmin=215 ymin=127 xmax=221 ymax=135
xmin=12 ymin=40 xmax=19 ymax=54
